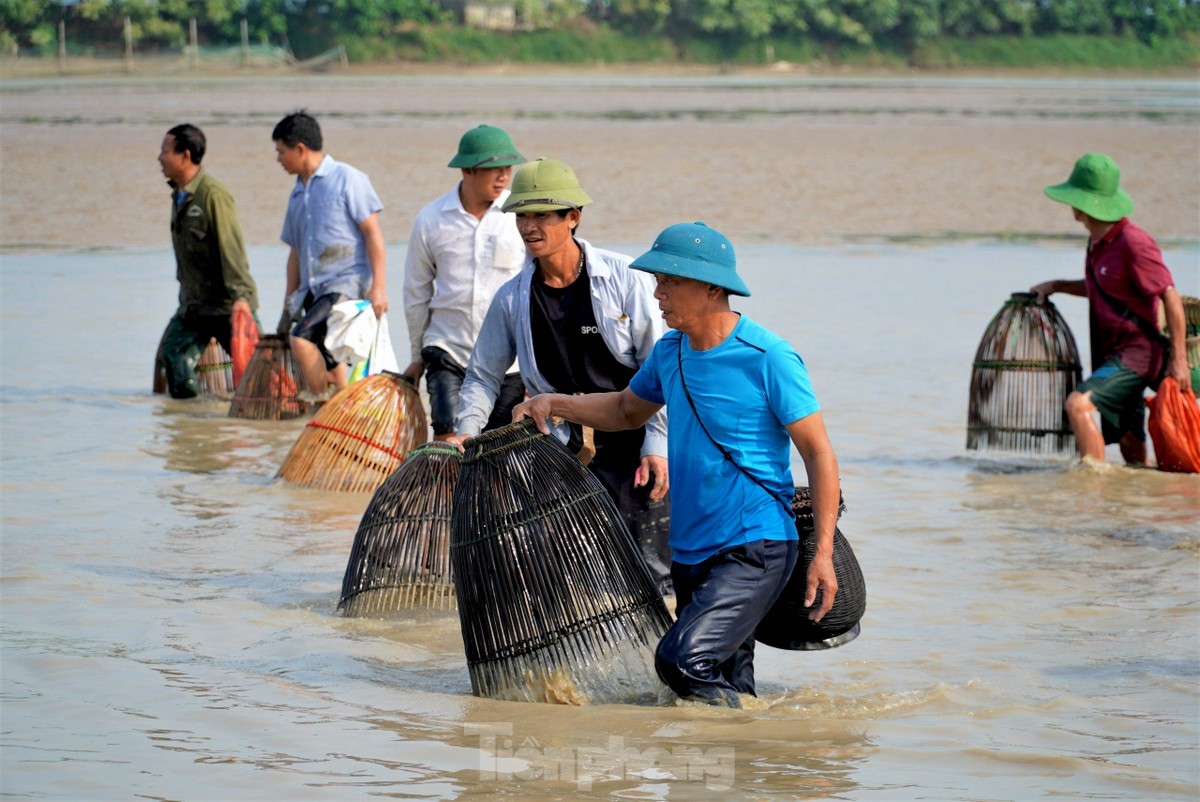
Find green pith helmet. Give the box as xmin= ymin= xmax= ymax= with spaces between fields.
xmin=631 ymin=221 xmax=751 ymax=297
xmin=500 ymin=158 xmax=594 ymax=213
xmin=447 ymin=125 xmax=525 ymax=169
xmin=1043 ymin=152 xmax=1134 ymax=222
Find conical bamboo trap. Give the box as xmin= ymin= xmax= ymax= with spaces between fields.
xmin=1178 ymin=295 xmax=1200 ymax=394
xmin=451 ymin=419 xmax=672 ymax=705
xmin=196 ymin=337 xmax=234 ymax=397
xmin=755 ymin=487 xmax=866 ymax=651
xmin=276 ymin=371 xmax=428 ymax=493
xmin=338 ymin=442 xmax=461 ymax=616
xmin=967 ymin=292 xmax=1082 ymax=454
xmin=228 ymin=335 xmax=310 ymax=420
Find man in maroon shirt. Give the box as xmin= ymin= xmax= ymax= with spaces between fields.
xmin=1032 ymin=152 xmax=1189 ymax=465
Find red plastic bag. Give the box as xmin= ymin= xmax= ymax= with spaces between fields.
xmin=1147 ymin=377 xmax=1200 ymax=474
xmin=230 ymin=305 xmax=260 ymax=389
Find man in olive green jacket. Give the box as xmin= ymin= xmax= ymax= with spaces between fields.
xmin=156 ymin=123 xmax=259 ymax=398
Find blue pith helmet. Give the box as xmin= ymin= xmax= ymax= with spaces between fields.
xmin=631 ymin=221 xmax=750 ymax=297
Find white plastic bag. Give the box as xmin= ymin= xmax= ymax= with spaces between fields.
xmin=365 ymin=313 xmax=400 ymax=376
xmin=324 ymin=299 xmax=376 ymax=365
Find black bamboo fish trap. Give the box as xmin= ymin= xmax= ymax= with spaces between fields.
xmin=967 ymin=292 xmax=1082 ymax=454
xmin=756 ymin=487 xmax=866 ymax=651
xmin=197 ymin=337 xmax=234 ymax=397
xmin=275 ymin=371 xmax=428 ymax=494
xmin=338 ymin=442 xmax=461 ymax=617
xmin=451 ymin=419 xmax=672 ymax=705
xmin=228 ymin=335 xmax=310 ymax=420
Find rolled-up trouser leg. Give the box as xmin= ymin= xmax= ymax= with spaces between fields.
xmin=655 ymin=539 xmax=797 ymax=707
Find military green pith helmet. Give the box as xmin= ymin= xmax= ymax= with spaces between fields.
xmin=448 ymin=125 xmax=525 ymax=169
xmin=631 ymin=221 xmax=751 ymax=297
xmin=500 ymin=158 xmax=593 ymax=213
xmin=1043 ymin=152 xmax=1134 ymax=222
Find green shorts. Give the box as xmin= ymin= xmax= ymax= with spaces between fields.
xmin=1079 ymin=359 xmax=1148 ymax=444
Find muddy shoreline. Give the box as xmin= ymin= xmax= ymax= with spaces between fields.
xmin=1 ymin=71 xmax=1196 ymax=252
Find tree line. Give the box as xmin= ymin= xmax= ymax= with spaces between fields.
xmin=3 ymin=0 xmax=1198 ymax=61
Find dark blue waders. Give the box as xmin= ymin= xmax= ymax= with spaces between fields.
xmin=656 ymin=538 xmax=797 ymax=707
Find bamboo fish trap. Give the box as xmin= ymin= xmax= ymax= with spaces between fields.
xmin=228 ymin=335 xmax=310 ymax=420
xmin=967 ymin=292 xmax=1082 ymax=454
xmin=196 ymin=338 xmax=234 ymax=397
xmin=451 ymin=420 xmax=672 ymax=705
xmin=338 ymin=442 xmax=461 ymax=616
xmin=275 ymin=371 xmax=428 ymax=494
xmin=755 ymin=487 xmax=865 ymax=651
xmin=1178 ymin=295 xmax=1200 ymax=393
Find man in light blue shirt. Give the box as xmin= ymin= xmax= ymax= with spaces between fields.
xmin=273 ymin=111 xmax=387 ymax=397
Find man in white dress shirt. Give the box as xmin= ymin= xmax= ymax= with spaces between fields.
xmin=402 ymin=125 xmax=527 ymax=440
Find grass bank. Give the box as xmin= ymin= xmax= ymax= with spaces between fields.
xmin=336 ymin=27 xmax=1200 ymax=72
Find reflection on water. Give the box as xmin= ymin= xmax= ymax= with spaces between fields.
xmin=1 ymin=240 xmax=1198 ymax=800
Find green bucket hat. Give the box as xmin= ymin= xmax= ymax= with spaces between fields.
xmin=447 ymin=124 xmax=525 ymax=169
xmin=500 ymin=158 xmax=593 ymax=213
xmin=631 ymin=221 xmax=751 ymax=297
xmin=1043 ymin=152 xmax=1133 ymax=222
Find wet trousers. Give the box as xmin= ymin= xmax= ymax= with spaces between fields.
xmin=421 ymin=346 xmax=525 ymax=436
xmin=161 ymin=311 xmax=233 ymax=399
xmin=588 ymin=461 xmax=674 ymax=597
xmin=655 ymin=538 xmax=797 ymax=707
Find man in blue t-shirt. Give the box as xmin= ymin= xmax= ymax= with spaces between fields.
xmin=513 ymin=221 xmax=841 ymax=707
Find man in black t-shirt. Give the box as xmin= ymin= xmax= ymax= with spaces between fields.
xmin=453 ymin=159 xmax=673 ymax=594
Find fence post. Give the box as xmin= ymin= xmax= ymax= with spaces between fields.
xmin=124 ymin=16 xmax=133 ymax=73
xmin=189 ymin=18 xmax=198 ymax=70
xmin=57 ymin=19 xmax=66 ymax=74
xmin=241 ymin=19 xmax=250 ymax=67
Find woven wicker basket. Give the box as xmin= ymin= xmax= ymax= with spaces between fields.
xmin=755 ymin=487 xmax=865 ymax=651
xmin=275 ymin=371 xmax=428 ymax=494
xmin=196 ymin=337 xmax=234 ymax=398
xmin=451 ymin=419 xmax=671 ymax=705
xmin=339 ymin=442 xmax=461 ymax=616
xmin=967 ymin=292 xmax=1082 ymax=454
xmin=228 ymin=335 xmax=310 ymax=420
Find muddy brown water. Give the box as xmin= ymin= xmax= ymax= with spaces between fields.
xmin=1 ymin=72 xmax=1198 ymax=800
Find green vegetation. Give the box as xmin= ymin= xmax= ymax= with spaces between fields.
xmin=2 ymin=0 xmax=1198 ymax=70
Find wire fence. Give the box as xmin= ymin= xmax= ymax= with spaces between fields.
xmin=0 ymin=18 xmax=347 ymax=78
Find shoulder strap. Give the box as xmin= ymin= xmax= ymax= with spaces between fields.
xmin=676 ymin=339 xmax=795 ymax=520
